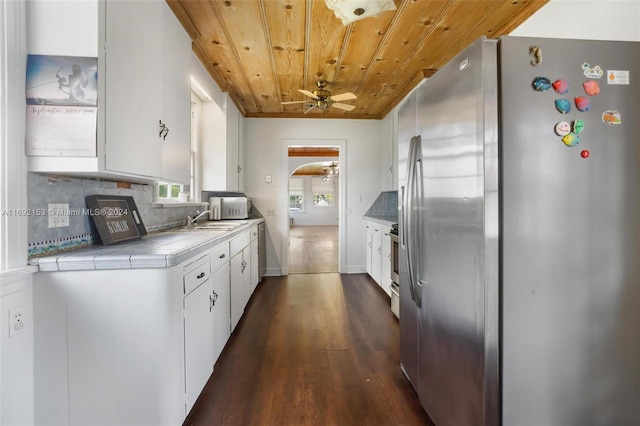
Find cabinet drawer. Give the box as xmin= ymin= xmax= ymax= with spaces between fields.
xmin=230 ymin=231 xmax=250 ymax=258
xmin=183 ymin=256 xmax=211 ymax=295
xmin=211 ymin=243 xmax=230 ymax=273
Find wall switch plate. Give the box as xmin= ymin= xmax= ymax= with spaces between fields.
xmin=265 ymin=174 xmax=272 ymax=183
xmin=48 ymin=203 xmax=69 ymax=228
xmin=9 ymin=306 xmax=25 ymax=338
xmin=353 ymin=194 xmax=361 ymax=202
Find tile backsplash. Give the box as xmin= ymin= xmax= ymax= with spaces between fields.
xmin=27 ymin=173 xmax=204 ymax=257
xmin=365 ymin=190 xmax=398 ymax=218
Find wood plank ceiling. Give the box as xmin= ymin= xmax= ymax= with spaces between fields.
xmin=168 ymin=0 xmax=548 ymax=119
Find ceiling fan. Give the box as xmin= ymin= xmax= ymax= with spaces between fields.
xmin=281 ymin=81 xmax=356 ymax=114
xmin=322 ymin=162 xmax=339 ymax=181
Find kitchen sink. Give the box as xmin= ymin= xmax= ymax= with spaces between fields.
xmin=188 ymin=221 xmax=248 ymax=231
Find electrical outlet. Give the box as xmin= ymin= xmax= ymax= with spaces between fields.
xmin=267 ymin=209 xmax=275 ymax=216
xmin=9 ymin=306 xmax=25 ymax=338
xmin=48 ymin=203 xmax=70 ymax=228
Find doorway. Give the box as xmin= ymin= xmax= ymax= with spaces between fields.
xmin=284 ymin=142 xmax=345 ymax=274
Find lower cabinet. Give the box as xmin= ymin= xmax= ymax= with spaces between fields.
xmin=33 ymin=223 xmax=261 ymax=426
xmin=364 ymin=220 xmax=393 ymax=296
xmin=184 ymin=266 xmax=214 ymax=413
xmin=183 ymin=244 xmax=231 ymax=414
xmin=250 ymin=225 xmax=259 ymax=294
xmin=230 ymin=230 xmax=251 ymax=332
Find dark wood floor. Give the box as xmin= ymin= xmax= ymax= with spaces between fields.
xmin=184 ymin=273 xmax=433 ymax=426
xmin=288 ymin=225 xmax=339 ymax=274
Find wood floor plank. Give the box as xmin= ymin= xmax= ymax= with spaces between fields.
xmin=183 ymin=273 xmax=433 ymax=426
xmin=288 ymin=225 xmax=339 ymax=274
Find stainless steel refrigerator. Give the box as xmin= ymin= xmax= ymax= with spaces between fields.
xmin=398 ymin=36 xmax=639 ymax=426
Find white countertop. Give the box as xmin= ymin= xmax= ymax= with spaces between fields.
xmin=363 ymin=215 xmax=397 ymax=227
xmin=29 ymin=219 xmax=264 ymax=272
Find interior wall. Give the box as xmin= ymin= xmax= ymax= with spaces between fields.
xmin=288 ymin=176 xmax=339 ymax=226
xmin=510 ymin=0 xmax=640 ymax=41
xmin=243 ymin=118 xmax=387 ymax=275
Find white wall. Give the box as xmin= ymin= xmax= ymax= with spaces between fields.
xmin=511 ymin=0 xmax=640 ymax=41
xmin=243 ymin=119 xmax=387 ymax=274
xmin=288 ymin=176 xmax=340 ymax=226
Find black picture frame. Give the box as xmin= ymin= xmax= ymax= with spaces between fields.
xmin=86 ymin=195 xmax=147 ymax=245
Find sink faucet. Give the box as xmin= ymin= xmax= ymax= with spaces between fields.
xmin=187 ymin=210 xmax=211 ymax=226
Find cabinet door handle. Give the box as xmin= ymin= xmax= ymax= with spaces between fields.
xmin=197 ymin=272 xmax=205 ymax=279
xmin=159 ymin=120 xmax=170 ymax=140
xmin=241 ymin=260 xmax=247 ymax=272
xmin=210 ymin=291 xmax=218 ymax=311
xmin=219 ymin=254 xmax=226 ymax=259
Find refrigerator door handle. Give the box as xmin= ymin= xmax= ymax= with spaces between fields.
xmin=403 ymin=136 xmax=422 ymax=308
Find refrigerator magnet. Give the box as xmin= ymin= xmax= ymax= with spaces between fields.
xmin=583 ymin=80 xmax=600 ymax=96
xmin=555 ymin=99 xmax=571 ymax=114
xmin=573 ymin=119 xmax=585 ymax=134
xmin=602 ymin=110 xmax=622 ymax=124
xmin=555 ymin=121 xmax=571 ymax=136
xmin=582 ymin=63 xmax=604 ymax=79
xmin=607 ymin=70 xmax=630 ymax=85
xmin=581 ymin=150 xmax=590 ymax=158
xmin=562 ymin=133 xmax=580 ymax=147
xmin=552 ymin=79 xmax=570 ymax=94
xmin=575 ymin=96 xmax=591 ymax=112
xmin=532 ymin=76 xmax=552 ymax=91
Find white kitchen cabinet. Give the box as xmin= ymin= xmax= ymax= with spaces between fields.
xmin=201 ymin=94 xmax=243 ymax=191
xmin=183 ymin=256 xmax=214 ymax=413
xmin=371 ymin=223 xmax=383 ymax=285
xmin=230 ymin=231 xmax=251 ymax=331
xmin=35 ymin=268 xmax=185 ymax=426
xmin=27 ymin=0 xmax=191 ymax=183
xmin=104 ymin=0 xmax=191 ymax=182
xmin=381 ymin=227 xmax=392 ymax=296
xmin=364 ymin=220 xmax=392 ymax=296
xmin=365 ymin=222 xmax=373 ymax=276
xmin=211 ymin=262 xmax=231 ymax=363
xmin=250 ymin=225 xmax=259 ymax=294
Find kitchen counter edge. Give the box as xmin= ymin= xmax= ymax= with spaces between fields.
xmin=29 ymin=219 xmax=265 ymax=272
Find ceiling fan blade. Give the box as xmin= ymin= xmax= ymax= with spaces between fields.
xmin=304 ymin=104 xmax=317 ymax=114
xmin=331 ymin=102 xmax=356 ymax=111
xmin=281 ymin=101 xmax=308 ymax=104
xmin=299 ymin=89 xmax=319 ymax=100
xmin=330 ymin=92 xmax=357 ymax=102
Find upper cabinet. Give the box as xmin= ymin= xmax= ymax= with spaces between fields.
xmin=201 ymin=94 xmax=243 ymax=192
xmin=104 ymin=1 xmax=191 ymax=183
xmin=27 ymin=0 xmax=191 ymax=184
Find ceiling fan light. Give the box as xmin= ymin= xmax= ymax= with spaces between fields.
xmin=324 ymin=0 xmax=396 ymax=26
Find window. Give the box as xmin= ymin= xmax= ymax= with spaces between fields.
xmin=312 ymin=177 xmax=334 ymax=207
xmin=157 ymin=182 xmax=188 ymax=201
xmin=289 ymin=178 xmax=303 ymax=211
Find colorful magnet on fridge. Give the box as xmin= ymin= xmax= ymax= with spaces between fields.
xmin=562 ymin=132 xmax=581 ymax=147
xmin=602 ymin=110 xmax=622 ymax=124
xmin=555 ymin=121 xmax=571 ymax=136
xmin=555 ymin=99 xmax=571 ymax=114
xmin=582 ymin=63 xmax=604 ymax=79
xmin=583 ymin=80 xmax=600 ymax=96
xmin=572 ymin=119 xmax=585 ymax=134
xmin=581 ymin=150 xmax=590 ymax=158
xmin=532 ymin=77 xmax=552 ymax=91
xmin=552 ymin=79 xmax=570 ymax=94
xmin=575 ymin=96 xmax=591 ymax=112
